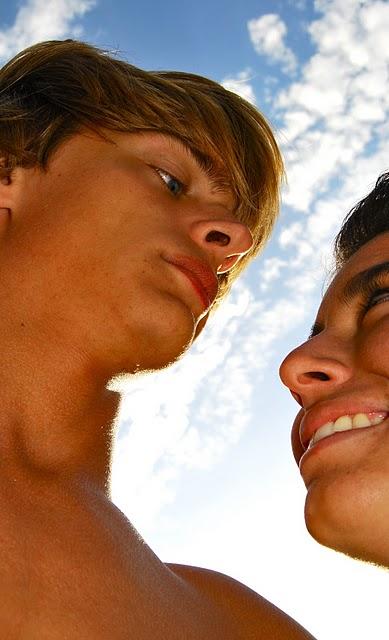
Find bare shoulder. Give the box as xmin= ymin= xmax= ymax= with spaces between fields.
xmin=167 ymin=563 xmax=316 ymax=640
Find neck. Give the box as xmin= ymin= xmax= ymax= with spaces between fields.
xmin=0 ymin=330 xmax=121 ymax=497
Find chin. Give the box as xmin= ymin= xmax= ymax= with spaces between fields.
xmin=306 ymin=509 xmax=387 ymax=568
xmin=103 ymin=290 xmax=200 ymax=375
xmin=304 ymin=471 xmax=389 ymax=568
xmin=131 ymin=305 xmax=197 ymax=371
xmin=143 ymin=339 xmax=194 ymax=371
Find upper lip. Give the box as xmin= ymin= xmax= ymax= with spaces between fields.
xmin=299 ymin=398 xmax=389 ymax=451
xmin=164 ymin=254 xmax=219 ymax=309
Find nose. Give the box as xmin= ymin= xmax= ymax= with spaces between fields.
xmin=279 ymin=336 xmax=353 ymax=408
xmin=189 ymin=218 xmax=253 ymax=274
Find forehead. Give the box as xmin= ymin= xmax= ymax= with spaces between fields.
xmin=318 ymin=232 xmax=389 ymax=317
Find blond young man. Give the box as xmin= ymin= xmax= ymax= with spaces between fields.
xmin=0 ymin=40 xmax=314 ymax=639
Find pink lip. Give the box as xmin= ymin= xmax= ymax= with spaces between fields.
xmin=164 ymin=254 xmax=219 ymax=310
xmin=300 ymin=401 xmax=389 ymax=452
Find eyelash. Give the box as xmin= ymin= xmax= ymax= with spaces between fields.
xmin=361 ymin=283 xmax=389 ymax=313
xmin=154 ymin=167 xmax=185 ymax=196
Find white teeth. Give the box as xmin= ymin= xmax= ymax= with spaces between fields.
xmin=309 ymin=411 xmax=387 ymax=447
xmin=352 ymin=413 xmax=371 ymax=429
xmin=311 ymin=421 xmax=333 ymax=446
xmin=333 ymin=415 xmax=353 ymax=431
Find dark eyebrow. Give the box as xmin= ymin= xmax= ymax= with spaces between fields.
xmin=308 ymin=261 xmax=389 ymax=339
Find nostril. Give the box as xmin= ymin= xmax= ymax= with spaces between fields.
xmin=205 ymin=230 xmax=230 ymax=246
xmin=305 ymin=371 xmax=330 ymax=381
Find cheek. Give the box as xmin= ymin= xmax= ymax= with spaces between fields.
xmin=359 ymin=317 xmax=389 ymax=375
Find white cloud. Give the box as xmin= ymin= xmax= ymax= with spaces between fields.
xmin=222 ymin=68 xmax=256 ymax=104
xmin=248 ymin=14 xmax=297 ymax=75
xmin=0 ymin=0 xmax=96 ymax=61
xmin=271 ymin=2 xmax=389 ymax=322
xmin=276 ymin=0 xmax=389 ymax=213
xmin=258 ymin=257 xmax=288 ymax=291
xmin=278 ymin=222 xmax=304 ymax=248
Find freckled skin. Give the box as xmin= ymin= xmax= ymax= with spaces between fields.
xmin=280 ymin=232 xmax=389 ymax=568
xmin=0 ymin=130 xmax=314 ymax=639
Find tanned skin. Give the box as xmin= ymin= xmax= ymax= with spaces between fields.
xmin=0 ymin=129 xmax=315 ymax=639
xmin=280 ymin=232 xmax=389 ymax=569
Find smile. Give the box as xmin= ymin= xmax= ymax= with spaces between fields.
xmin=308 ymin=411 xmax=388 ymax=448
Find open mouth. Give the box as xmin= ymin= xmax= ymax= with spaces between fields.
xmin=306 ymin=411 xmax=388 ymax=450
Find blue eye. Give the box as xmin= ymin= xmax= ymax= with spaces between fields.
xmin=155 ymin=168 xmax=184 ymax=196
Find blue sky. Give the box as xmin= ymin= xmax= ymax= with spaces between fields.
xmin=1 ymin=1 xmax=389 ymax=638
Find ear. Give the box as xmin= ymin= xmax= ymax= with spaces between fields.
xmin=0 ymin=164 xmax=15 ymax=232
xmin=0 ymin=163 xmax=16 ymax=211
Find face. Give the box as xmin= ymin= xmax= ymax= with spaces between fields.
xmin=0 ymin=129 xmax=253 ymax=376
xmin=279 ymin=232 xmax=389 ymax=566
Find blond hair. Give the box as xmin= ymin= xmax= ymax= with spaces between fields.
xmin=0 ymin=39 xmax=284 ymax=302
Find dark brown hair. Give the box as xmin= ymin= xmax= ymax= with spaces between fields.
xmin=334 ymin=172 xmax=389 ymax=270
xmin=0 ymin=39 xmax=285 ymax=302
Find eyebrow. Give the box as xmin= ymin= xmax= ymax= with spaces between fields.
xmin=175 ymin=139 xmax=236 ymax=203
xmin=190 ymin=148 xmax=232 ymax=191
xmin=308 ymin=261 xmax=389 ymax=339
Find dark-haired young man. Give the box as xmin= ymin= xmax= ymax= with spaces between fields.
xmin=281 ymin=172 xmax=389 ymax=569
xmin=0 ymin=40 xmax=314 ymax=638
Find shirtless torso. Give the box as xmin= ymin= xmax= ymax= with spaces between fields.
xmin=0 ymin=467 xmax=314 ymax=639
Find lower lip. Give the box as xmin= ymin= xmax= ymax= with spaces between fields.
xmin=299 ymin=418 xmax=389 ymax=471
xmin=171 ymin=264 xmax=210 ymax=311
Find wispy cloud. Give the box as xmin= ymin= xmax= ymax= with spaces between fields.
xmin=0 ymin=0 xmax=96 ymax=61
xmin=277 ymin=0 xmax=389 ymax=213
xmin=248 ymin=14 xmax=298 ymax=75
xmin=258 ymin=257 xmax=288 ymax=292
xmin=222 ymin=68 xmax=257 ymax=104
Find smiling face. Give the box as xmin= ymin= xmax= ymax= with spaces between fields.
xmin=0 ymin=129 xmax=253 ymax=377
xmin=279 ymin=232 xmax=389 ymax=566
